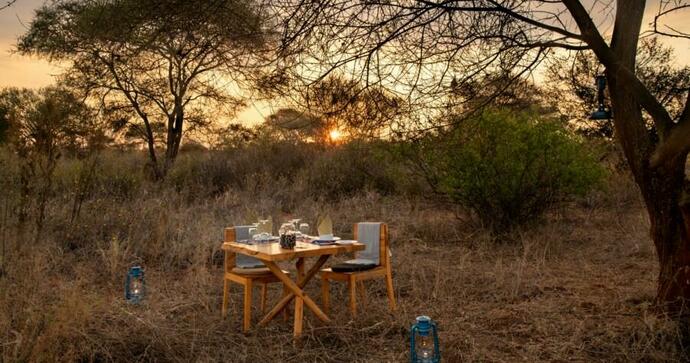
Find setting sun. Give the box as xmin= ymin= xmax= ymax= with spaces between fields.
xmin=329 ymin=129 xmax=343 ymax=142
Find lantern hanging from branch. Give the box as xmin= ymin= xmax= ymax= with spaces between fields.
xmin=590 ymin=75 xmax=612 ymax=120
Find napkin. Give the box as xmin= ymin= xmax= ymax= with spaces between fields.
xmin=257 ymin=218 xmax=273 ymax=235
xmin=317 ymin=215 xmax=333 ymax=237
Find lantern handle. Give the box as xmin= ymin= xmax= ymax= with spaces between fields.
xmin=410 ymin=325 xmax=418 ymax=363
xmin=125 ymin=272 xmax=130 ymax=299
xmin=431 ymin=321 xmax=440 ymax=362
xmin=596 ymin=75 xmax=606 ymax=109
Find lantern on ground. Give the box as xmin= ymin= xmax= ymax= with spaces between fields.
xmin=590 ymin=75 xmax=612 ymax=120
xmin=125 ymin=265 xmax=145 ymax=304
xmin=410 ymin=315 xmax=440 ymax=363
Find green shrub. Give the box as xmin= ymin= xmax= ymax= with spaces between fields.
xmin=431 ymin=108 xmax=604 ymax=233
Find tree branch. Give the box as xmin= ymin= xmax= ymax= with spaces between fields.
xmin=653 ymin=2 xmax=690 ymax=40
xmin=0 ymin=0 xmax=16 ymax=11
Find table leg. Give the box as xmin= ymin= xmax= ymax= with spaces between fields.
xmin=258 ymin=255 xmax=330 ymax=325
xmin=294 ymin=258 xmax=305 ymax=336
xmin=260 ymin=257 xmax=332 ymax=333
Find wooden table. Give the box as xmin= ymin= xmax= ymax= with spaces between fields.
xmin=221 ymin=240 xmax=365 ymax=337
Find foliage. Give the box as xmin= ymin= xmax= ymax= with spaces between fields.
xmin=429 ymin=108 xmax=604 ymax=233
xmin=0 ymin=87 xmax=97 ymax=239
xmin=164 ymin=139 xmax=418 ymax=204
xmin=0 ymin=87 xmax=95 ymax=156
xmin=305 ymin=140 xmax=408 ymax=199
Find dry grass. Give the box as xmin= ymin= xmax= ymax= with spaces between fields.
xmin=0 ymin=160 xmax=686 ymax=362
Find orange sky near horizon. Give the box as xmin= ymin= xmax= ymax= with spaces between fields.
xmin=0 ymin=0 xmax=688 ymax=126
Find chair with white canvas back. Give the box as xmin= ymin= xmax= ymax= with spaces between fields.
xmin=221 ymin=226 xmax=288 ymax=332
xmin=320 ymin=222 xmax=396 ymax=317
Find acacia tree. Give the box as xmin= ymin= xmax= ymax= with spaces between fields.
xmin=277 ymin=0 xmax=690 ymax=314
xmin=19 ymin=0 xmax=270 ymax=178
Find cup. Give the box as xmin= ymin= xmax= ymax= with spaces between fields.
xmin=299 ymin=223 xmax=310 ymax=236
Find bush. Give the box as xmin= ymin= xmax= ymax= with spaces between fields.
xmin=430 ymin=108 xmax=604 ymax=233
xmin=165 ymin=139 xmax=419 ymax=203
xmin=305 ymin=140 xmax=405 ymax=200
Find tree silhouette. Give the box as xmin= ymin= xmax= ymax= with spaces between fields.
xmin=19 ymin=0 xmax=271 ymax=178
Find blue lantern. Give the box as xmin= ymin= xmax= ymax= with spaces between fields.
xmin=125 ymin=265 xmax=145 ymax=304
xmin=590 ymin=75 xmax=612 ymax=120
xmin=410 ymin=315 xmax=440 ymax=363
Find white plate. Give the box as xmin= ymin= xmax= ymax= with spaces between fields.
xmin=313 ymin=237 xmax=341 ymax=243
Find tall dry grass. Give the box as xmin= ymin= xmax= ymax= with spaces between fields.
xmin=0 ymin=146 xmax=685 ymax=362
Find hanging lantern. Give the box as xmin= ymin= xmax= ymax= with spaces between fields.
xmin=125 ymin=265 xmax=145 ymax=304
xmin=590 ymin=75 xmax=612 ymax=120
xmin=410 ymin=315 xmax=440 ymax=363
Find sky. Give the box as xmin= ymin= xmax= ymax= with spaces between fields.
xmin=0 ymin=0 xmax=688 ymax=125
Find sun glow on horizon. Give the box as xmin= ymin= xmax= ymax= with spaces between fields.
xmin=329 ymin=129 xmax=343 ymax=142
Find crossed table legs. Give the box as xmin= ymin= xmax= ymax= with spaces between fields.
xmin=258 ymin=255 xmax=332 ymax=337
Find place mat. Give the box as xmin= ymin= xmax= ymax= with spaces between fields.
xmin=237 ymin=237 xmax=279 ymax=244
xmin=312 ymin=237 xmax=341 ymax=245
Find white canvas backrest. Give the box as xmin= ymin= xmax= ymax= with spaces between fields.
xmin=233 ymin=225 xmax=264 ymax=268
xmin=356 ymin=222 xmax=382 ymax=265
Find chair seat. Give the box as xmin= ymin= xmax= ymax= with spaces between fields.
xmin=331 ymin=261 xmax=378 ymax=272
xmin=321 ymin=266 xmax=386 ymax=280
xmin=231 ymin=267 xmax=289 ymax=276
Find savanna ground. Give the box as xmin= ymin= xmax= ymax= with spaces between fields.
xmin=0 ymin=147 xmax=684 ymax=362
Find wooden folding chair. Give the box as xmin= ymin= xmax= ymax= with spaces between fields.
xmin=320 ymin=222 xmax=396 ymax=317
xmin=221 ymin=227 xmax=288 ymax=332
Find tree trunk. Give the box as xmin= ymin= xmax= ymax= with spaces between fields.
xmin=163 ymin=105 xmax=184 ymax=176
xmin=649 ymin=166 xmax=690 ymax=314
xmin=611 ymin=72 xmax=690 ymax=315
xmin=145 ymin=135 xmax=163 ymax=181
xmin=601 ymin=0 xmax=690 ymax=315
xmin=611 ymin=78 xmax=690 ymax=316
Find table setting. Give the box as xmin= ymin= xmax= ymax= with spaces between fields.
xmin=235 ymin=215 xmax=357 ymax=248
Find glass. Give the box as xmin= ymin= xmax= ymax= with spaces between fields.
xmin=299 ymin=223 xmax=310 ymax=236
xmin=131 ymin=278 xmax=142 ymax=296
xmin=415 ymin=334 xmax=434 ymax=362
